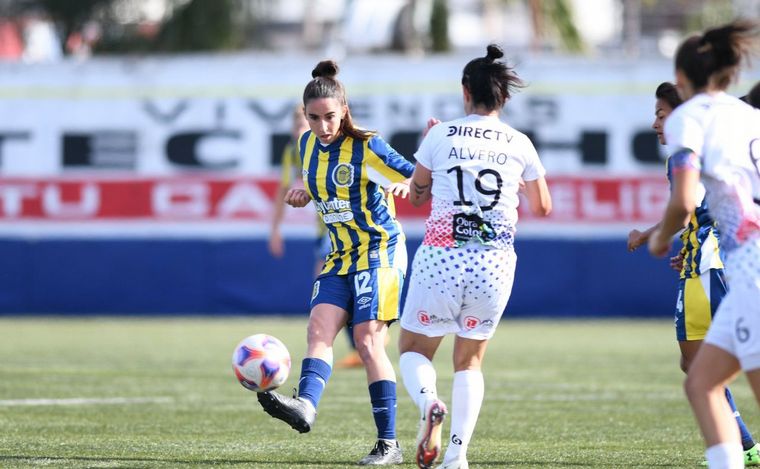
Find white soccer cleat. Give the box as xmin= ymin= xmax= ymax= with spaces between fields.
xmin=416 ymin=398 xmax=448 ymax=469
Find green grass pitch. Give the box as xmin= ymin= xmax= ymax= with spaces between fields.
xmin=1 ymin=317 xmax=757 ymax=468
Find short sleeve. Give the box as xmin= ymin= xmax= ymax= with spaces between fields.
xmin=665 ymin=110 xmax=704 ymax=156
xmin=519 ymin=135 xmax=546 ymax=181
xmin=413 ymin=126 xmax=438 ymax=170
xmin=365 ymin=135 xmax=415 ymax=186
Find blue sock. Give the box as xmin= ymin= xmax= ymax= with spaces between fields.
xmin=297 ymin=358 xmax=332 ymax=410
xmin=369 ymin=380 xmax=397 ymax=440
xmin=725 ymin=387 xmax=756 ymax=450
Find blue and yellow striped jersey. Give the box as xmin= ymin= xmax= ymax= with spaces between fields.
xmin=666 ymin=155 xmax=724 ymax=279
xmin=280 ymin=140 xmax=327 ymax=238
xmin=299 ymin=131 xmax=414 ymax=276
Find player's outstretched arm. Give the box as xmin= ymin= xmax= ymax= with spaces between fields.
xmin=523 ymin=177 xmax=552 ymax=217
xmin=627 ymin=223 xmax=660 ymax=252
xmin=284 ymin=188 xmax=312 ymax=208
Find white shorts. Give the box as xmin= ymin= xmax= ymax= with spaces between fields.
xmin=704 ymin=239 xmax=760 ymax=371
xmin=400 ymin=243 xmax=516 ymax=340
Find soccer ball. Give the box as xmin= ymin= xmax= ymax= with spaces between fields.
xmin=232 ymin=334 xmax=291 ymax=392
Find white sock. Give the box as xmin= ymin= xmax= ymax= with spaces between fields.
xmin=442 ymin=369 xmax=484 ymax=465
xmin=399 ymin=352 xmax=438 ymax=415
xmin=705 ymin=442 xmax=744 ymax=469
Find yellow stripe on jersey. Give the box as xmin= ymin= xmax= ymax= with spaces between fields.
xmin=684 ymin=213 xmax=699 ymax=277
xmin=336 ymin=137 xmax=371 ymax=273
xmin=364 ymin=145 xmax=410 ymax=187
xmin=355 ymin=140 xmax=389 ymax=267
xmin=301 ymin=133 xmax=317 ymax=198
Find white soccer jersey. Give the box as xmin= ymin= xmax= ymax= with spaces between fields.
xmin=664 ymin=92 xmax=760 ymax=252
xmin=415 ymin=114 xmax=546 ymax=249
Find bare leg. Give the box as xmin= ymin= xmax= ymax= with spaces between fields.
xmin=305 ymin=303 xmax=348 ymax=364
xmin=684 ymin=343 xmax=742 ymax=447
xmin=679 ymin=339 xmax=703 ymax=373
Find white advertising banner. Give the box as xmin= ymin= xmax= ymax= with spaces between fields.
xmin=0 ymin=53 xmax=757 ymax=236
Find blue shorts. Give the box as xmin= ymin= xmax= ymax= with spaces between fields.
xmin=311 ymin=268 xmax=404 ymax=326
xmin=675 ymin=269 xmax=727 ymax=341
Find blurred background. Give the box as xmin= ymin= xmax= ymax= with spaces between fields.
xmin=0 ymin=0 xmax=758 ymax=316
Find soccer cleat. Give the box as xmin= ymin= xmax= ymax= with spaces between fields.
xmin=416 ymin=399 xmax=448 ymax=469
xmin=746 ymin=444 xmax=760 ymax=466
xmin=357 ymin=439 xmax=403 ymax=465
xmin=256 ymin=389 xmax=316 ymax=433
xmin=699 ymin=444 xmax=760 ymax=467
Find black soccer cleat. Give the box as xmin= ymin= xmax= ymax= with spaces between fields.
xmin=256 ymin=390 xmax=316 ymax=434
xmin=357 ymin=439 xmax=403 ymax=466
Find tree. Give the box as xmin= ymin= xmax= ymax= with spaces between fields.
xmin=430 ymin=0 xmax=450 ymax=52
xmin=527 ymin=0 xmax=584 ymax=53
xmin=154 ymin=0 xmax=243 ymax=52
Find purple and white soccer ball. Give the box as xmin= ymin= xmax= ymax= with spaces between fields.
xmin=232 ymin=334 xmax=291 ymax=392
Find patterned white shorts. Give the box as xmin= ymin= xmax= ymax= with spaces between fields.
xmin=704 ymin=238 xmax=760 ymax=371
xmin=400 ymin=243 xmax=516 ymax=340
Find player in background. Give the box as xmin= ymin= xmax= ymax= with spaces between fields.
xmin=269 ymin=104 xmax=363 ymax=370
xmin=257 ymin=59 xmax=416 ymax=466
xmin=647 ymin=20 xmax=760 ymax=469
xmin=629 ymin=82 xmax=759 ymax=465
xmin=398 ymin=44 xmax=552 ymax=469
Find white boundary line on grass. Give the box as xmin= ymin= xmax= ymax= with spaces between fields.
xmin=0 ymin=396 xmax=174 ymax=407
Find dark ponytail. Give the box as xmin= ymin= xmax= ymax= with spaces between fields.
xmin=675 ymin=19 xmax=759 ymax=90
xmin=747 ymin=81 xmax=760 ymax=109
xmin=655 ymin=82 xmax=683 ymax=110
xmin=303 ymin=60 xmax=374 ymax=141
xmin=461 ymin=44 xmax=524 ymax=111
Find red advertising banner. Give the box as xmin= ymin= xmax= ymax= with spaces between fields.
xmin=0 ymin=175 xmax=669 ymax=237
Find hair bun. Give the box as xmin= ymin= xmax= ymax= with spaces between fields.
xmin=485 ymin=44 xmax=504 ymax=62
xmin=312 ymin=60 xmax=339 ymax=79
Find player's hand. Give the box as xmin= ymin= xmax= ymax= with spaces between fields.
xmin=647 ymin=228 xmax=671 ymax=258
xmin=669 ymin=253 xmax=684 ymax=272
xmin=269 ymin=230 xmax=284 ymax=258
xmin=422 ymin=118 xmax=440 ymax=137
xmin=627 ymin=229 xmax=646 ymax=252
xmin=386 ymin=181 xmax=410 ymax=199
xmin=284 ymin=189 xmax=311 ymax=207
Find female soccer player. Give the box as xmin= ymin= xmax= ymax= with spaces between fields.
xmin=257 ymin=59 xmax=415 ymax=466
xmin=269 ymin=104 xmax=363 ymax=369
xmin=647 ymin=20 xmax=760 ymax=469
xmin=630 ymin=82 xmax=759 ymax=464
xmin=398 ymin=44 xmax=552 ymax=469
